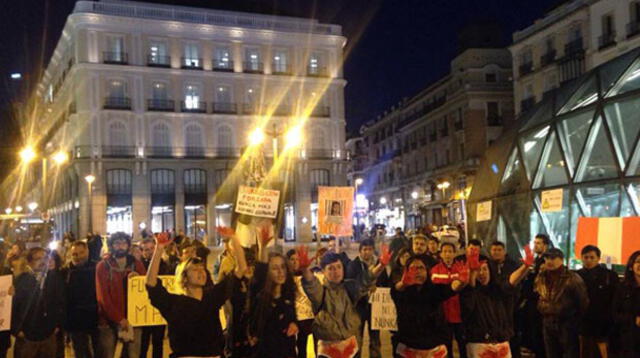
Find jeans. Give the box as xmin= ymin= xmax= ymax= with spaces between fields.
xmin=363 ymin=319 xmax=381 ymax=358
xmin=97 ymin=323 xmax=142 ymax=358
xmin=70 ymin=328 xmax=101 ymax=358
xmin=447 ymin=323 xmax=466 ymax=358
xmin=140 ymin=325 xmax=165 ymax=358
xmin=542 ymin=318 xmax=579 ymax=358
xmin=14 ymin=333 xmax=57 ymax=358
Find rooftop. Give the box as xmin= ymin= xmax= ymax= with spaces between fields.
xmin=512 ymin=0 xmax=591 ymax=44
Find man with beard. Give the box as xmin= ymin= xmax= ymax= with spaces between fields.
xmin=96 ymin=232 xmax=146 ymax=358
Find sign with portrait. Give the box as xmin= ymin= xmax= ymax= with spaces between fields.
xmin=317 ymin=186 xmax=354 ymax=236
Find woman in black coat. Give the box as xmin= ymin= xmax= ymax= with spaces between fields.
xmin=612 ymin=250 xmax=640 ymax=357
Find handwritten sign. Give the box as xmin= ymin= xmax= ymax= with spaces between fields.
xmin=318 ymin=186 xmax=354 ymax=236
xmin=127 ymin=275 xmax=175 ymax=327
xmin=476 ymin=200 xmax=492 ymax=222
xmin=235 ymin=185 xmax=281 ymax=219
xmin=541 ymin=188 xmax=563 ymax=212
xmin=0 ymin=275 xmax=11 ymax=331
xmin=370 ymin=287 xmax=397 ymax=331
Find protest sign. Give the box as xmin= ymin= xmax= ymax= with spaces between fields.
xmin=575 ymin=217 xmax=640 ymax=264
xmin=317 ymin=186 xmax=354 ymax=236
xmin=0 ymin=275 xmax=11 ymax=331
xmin=370 ymin=287 xmax=397 ymax=331
xmin=476 ymin=200 xmax=492 ymax=222
xmin=128 ymin=275 xmax=175 ymax=327
xmin=541 ymin=188 xmax=563 ymax=212
xmin=235 ymin=185 xmax=281 ymax=219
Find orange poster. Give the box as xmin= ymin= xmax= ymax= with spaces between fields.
xmin=318 ymin=186 xmax=354 ymax=236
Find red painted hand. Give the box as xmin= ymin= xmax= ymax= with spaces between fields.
xmin=466 ymin=246 xmax=481 ymax=270
xmin=155 ymin=232 xmax=173 ymax=246
xmin=521 ymin=245 xmax=535 ymax=267
xmin=216 ymin=226 xmax=235 ymax=238
xmin=379 ymin=244 xmax=392 ymax=266
xmin=401 ymin=266 xmax=419 ymax=287
xmin=296 ymin=245 xmax=312 ymax=270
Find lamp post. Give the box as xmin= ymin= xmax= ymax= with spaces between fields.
xmin=437 ymin=181 xmax=451 ymax=225
xmin=354 ymin=178 xmax=363 ymax=234
xmin=85 ymin=174 xmax=96 ymax=234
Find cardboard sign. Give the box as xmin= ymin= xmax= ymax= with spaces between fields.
xmin=127 ymin=275 xmax=175 ymax=327
xmin=541 ymin=188 xmax=563 ymax=212
xmin=476 ymin=200 xmax=492 ymax=222
xmin=370 ymin=287 xmax=397 ymax=331
xmin=0 ymin=275 xmax=11 ymax=331
xmin=317 ymin=186 xmax=354 ymax=236
xmin=235 ymin=185 xmax=281 ymax=219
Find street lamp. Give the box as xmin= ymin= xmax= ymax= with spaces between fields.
xmin=411 ymin=191 xmax=419 ymax=200
xmin=4 ymin=208 xmax=12 ymax=215
xmin=15 ymin=206 xmax=23 ymax=213
xmin=379 ymin=197 xmax=387 ymax=205
xmin=437 ymin=181 xmax=451 ymax=199
xmin=355 ymin=178 xmax=364 ymax=186
xmin=19 ymin=146 xmax=36 ymax=164
xmin=248 ymin=128 xmax=265 ymax=146
xmin=85 ymin=174 xmax=96 ymax=234
xmin=28 ymin=202 xmax=38 ymax=212
xmin=52 ymin=150 xmax=69 ymax=165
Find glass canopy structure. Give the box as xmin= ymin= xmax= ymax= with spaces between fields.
xmin=468 ymin=48 xmax=640 ymax=262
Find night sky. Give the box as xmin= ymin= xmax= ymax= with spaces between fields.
xmin=0 ymin=0 xmax=562 ymax=143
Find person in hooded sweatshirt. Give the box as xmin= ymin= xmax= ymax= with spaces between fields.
xmin=461 ymin=246 xmax=533 ymax=357
xmin=391 ymin=253 xmax=470 ymax=358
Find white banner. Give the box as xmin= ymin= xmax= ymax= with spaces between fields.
xmin=235 ymin=185 xmax=281 ymax=219
xmin=0 ymin=275 xmax=11 ymax=331
xmin=370 ymin=287 xmax=397 ymax=331
xmin=476 ymin=201 xmax=492 ymax=222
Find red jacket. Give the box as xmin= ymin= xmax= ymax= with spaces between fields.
xmin=96 ymin=255 xmax=146 ymax=325
xmin=430 ymin=262 xmax=462 ymax=323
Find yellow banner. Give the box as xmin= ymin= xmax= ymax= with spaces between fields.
xmin=127 ymin=275 xmax=175 ymax=327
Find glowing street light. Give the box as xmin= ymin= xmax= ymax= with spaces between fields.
xmin=4 ymin=208 xmax=12 ymax=215
xmin=437 ymin=181 xmax=451 ymax=199
xmin=248 ymin=128 xmax=265 ymax=146
xmin=19 ymin=146 xmax=37 ymax=164
xmin=355 ymin=178 xmax=364 ymax=186
xmin=411 ymin=191 xmax=419 ymax=199
xmin=284 ymin=125 xmax=303 ymax=150
xmin=15 ymin=206 xmax=23 ymax=213
xmin=84 ymin=174 xmax=96 ymax=184
xmin=52 ymin=151 xmax=69 ymax=165
xmin=28 ymin=202 xmax=38 ymax=212
xmin=379 ymin=197 xmax=387 ymax=205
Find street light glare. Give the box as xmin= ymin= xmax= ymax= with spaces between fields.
xmin=355 ymin=178 xmax=364 ymax=186
xmin=4 ymin=208 xmax=12 ymax=215
xmin=19 ymin=146 xmax=37 ymax=164
xmin=85 ymin=174 xmax=96 ymax=184
xmin=15 ymin=206 xmax=23 ymax=213
xmin=411 ymin=191 xmax=419 ymax=199
xmin=52 ymin=151 xmax=69 ymax=165
xmin=28 ymin=202 xmax=38 ymax=211
xmin=249 ymin=128 xmax=265 ymax=145
xmin=284 ymin=126 xmax=303 ymax=149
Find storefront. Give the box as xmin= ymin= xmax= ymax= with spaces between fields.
xmin=468 ymin=48 xmax=640 ymax=263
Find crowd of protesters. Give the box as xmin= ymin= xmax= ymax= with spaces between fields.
xmin=0 ymin=223 xmax=637 ymax=358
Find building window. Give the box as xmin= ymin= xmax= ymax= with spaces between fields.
xmin=152 ymin=82 xmax=168 ymax=100
xmin=600 ymin=14 xmax=616 ymax=49
xmin=485 ymin=72 xmax=497 ymax=82
xmin=308 ymin=52 xmax=325 ymax=75
xmin=244 ymin=48 xmax=262 ymax=71
xmin=214 ymin=46 xmax=232 ymax=70
xmin=310 ymin=169 xmax=330 ymax=187
xmin=105 ymin=36 xmax=126 ymax=63
xmin=151 ymin=169 xmax=175 ymax=194
xmin=217 ymin=126 xmax=233 ymax=148
xmin=215 ymin=86 xmax=231 ymax=103
xmin=183 ymin=43 xmax=200 ymax=67
xmin=152 ymin=122 xmax=171 ymax=148
xmin=184 ymin=85 xmax=201 ymax=110
xmin=148 ymin=41 xmax=168 ymax=65
xmin=184 ymin=169 xmax=207 ymax=194
xmin=272 ymin=49 xmax=289 ymax=74
xmin=108 ymin=121 xmax=127 ymax=147
xmin=487 ymin=101 xmax=500 ymax=124
xmin=107 ymin=169 xmax=132 ymax=195
xmin=185 ymin=124 xmax=204 ymax=156
xmin=108 ymin=80 xmax=126 ymax=98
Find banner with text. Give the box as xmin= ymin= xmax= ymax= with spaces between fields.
xmin=0 ymin=275 xmax=11 ymax=331
xmin=370 ymin=287 xmax=397 ymax=331
xmin=541 ymin=188 xmax=563 ymax=212
xmin=476 ymin=201 xmax=492 ymax=222
xmin=235 ymin=185 xmax=281 ymax=219
xmin=128 ymin=275 xmax=175 ymax=327
xmin=318 ymin=186 xmax=354 ymax=236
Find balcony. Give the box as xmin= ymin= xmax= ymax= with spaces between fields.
xmin=487 ymin=114 xmax=503 ymax=126
xmin=519 ymin=62 xmax=533 ymax=77
xmin=521 ymin=97 xmax=536 ymax=112
xmin=540 ymin=50 xmax=557 ymax=67
xmin=147 ymin=55 xmax=171 ymax=67
xmin=598 ymin=32 xmax=616 ymax=50
xmin=439 ymin=128 xmax=449 ymax=137
xmin=146 ymin=146 xmax=173 ymax=158
xmin=147 ymin=99 xmax=175 ymax=112
xmin=215 ymin=147 xmax=241 ymax=158
xmin=103 ymin=97 xmax=132 ymax=110
xmin=273 ymin=105 xmax=293 ymax=116
xmin=627 ymin=21 xmax=640 ymax=38
xmin=311 ymin=106 xmax=330 ymax=117
xmin=181 ymin=58 xmax=203 ymax=70
xmin=564 ymin=38 xmax=584 ymax=55
xmin=307 ymin=65 xmax=328 ymax=77
xmin=212 ymin=59 xmax=234 ymax=72
xmin=272 ymin=64 xmax=292 ymax=75
xmin=454 ymin=121 xmax=463 ymax=131
xmin=306 ymin=149 xmax=334 ymax=159
xmin=103 ymin=52 xmax=128 ymax=65
xmin=243 ymin=61 xmax=264 ymax=74
xmin=184 ymin=147 xmax=205 ymax=158
xmin=211 ymin=102 xmax=237 ymax=114
xmin=103 ymin=146 xmax=136 ymax=158
xmin=180 ymin=101 xmax=206 ymax=113
xmin=242 ymin=103 xmax=259 ymax=115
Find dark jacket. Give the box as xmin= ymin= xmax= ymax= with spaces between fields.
xmin=64 ymin=260 xmax=98 ymax=331
xmin=492 ymin=257 xmax=520 ymax=284
xmin=461 ymin=280 xmax=517 ymax=343
xmin=576 ymin=265 xmax=619 ymax=337
xmin=12 ymin=270 xmax=66 ymax=341
xmin=535 ymin=266 xmax=589 ymax=320
xmin=391 ymin=282 xmax=456 ymax=350
xmin=389 ymin=235 xmax=409 ymax=260
xmin=612 ymin=282 xmax=640 ymax=356
xmin=346 ymin=256 xmax=378 ymax=320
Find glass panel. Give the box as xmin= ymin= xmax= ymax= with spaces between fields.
xmin=185 ymin=205 xmax=206 ymax=240
xmin=620 ymin=189 xmax=636 ymax=216
xmin=575 ymin=184 xmax=620 ymax=217
xmin=557 ymin=109 xmax=595 ymax=174
xmin=152 ymin=83 xmax=167 ymax=99
xmin=519 ymin=97 xmax=553 ymax=132
xmin=558 ymin=75 xmax=598 ymax=114
xmin=600 ymin=49 xmax=639 ymax=96
xmin=626 ymin=182 xmax=640 ymax=214
xmin=608 ymin=56 xmax=640 ymax=97
xmin=519 ymin=126 xmax=549 ymax=181
xmin=533 ymin=131 xmax=569 ymax=188
xmin=500 ymin=147 xmax=529 ymax=194
xmin=151 ymin=206 xmax=175 ymax=233
xmin=603 ymin=97 xmax=640 ymax=170
xmin=533 ymin=189 xmax=570 ymax=251
xmin=216 ymin=86 xmax=231 ymax=102
xmin=575 ymin=117 xmax=620 ymax=182
xmin=496 ymin=192 xmax=533 ymax=256
xmin=106 ymin=206 xmax=132 ymax=235
xmin=214 ymin=47 xmax=231 ymax=68
xmin=553 ymin=77 xmax=584 ymax=114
